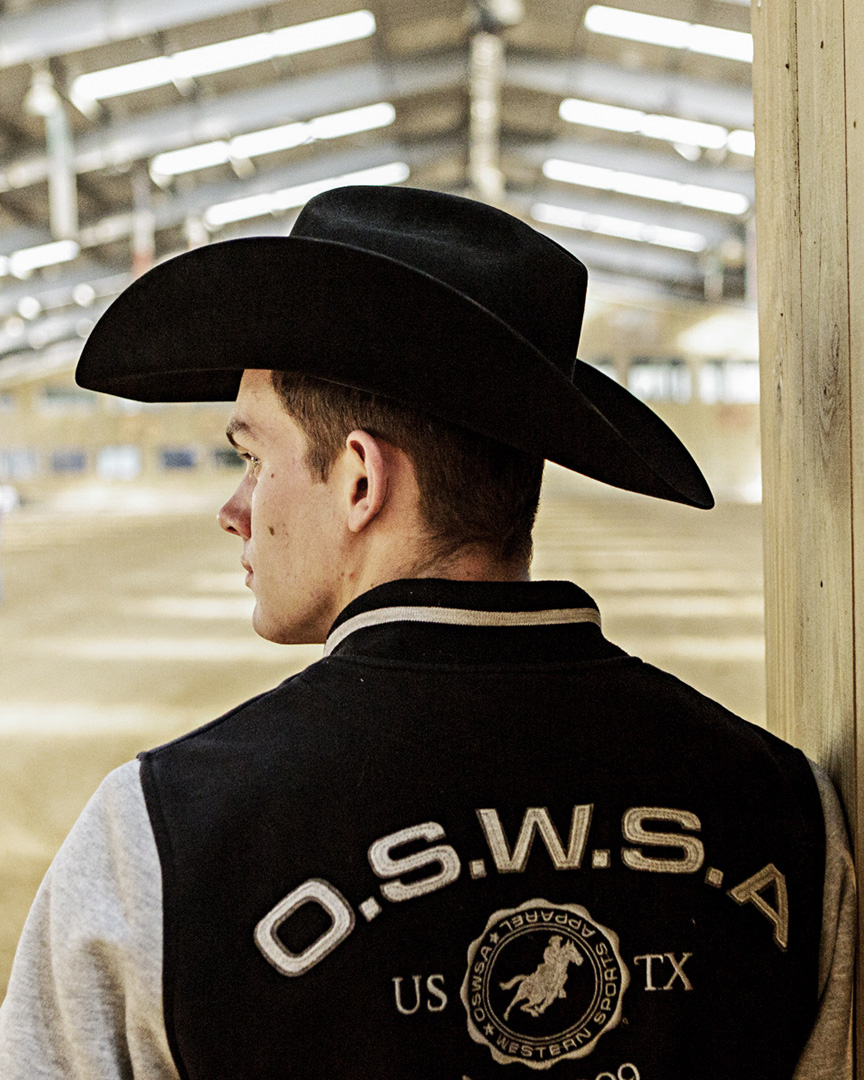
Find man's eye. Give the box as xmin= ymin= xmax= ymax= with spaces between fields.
xmin=239 ymin=452 xmax=261 ymax=468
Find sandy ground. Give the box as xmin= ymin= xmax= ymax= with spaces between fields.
xmin=0 ymin=468 xmax=764 ymax=1002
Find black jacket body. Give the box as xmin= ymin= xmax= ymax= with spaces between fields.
xmin=139 ymin=579 xmax=824 ymax=1079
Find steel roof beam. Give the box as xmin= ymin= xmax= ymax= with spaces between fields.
xmin=506 ymin=55 xmax=753 ymax=131
xmin=523 ymin=187 xmax=742 ymax=249
xmin=510 ymin=137 xmax=755 ymax=200
xmin=538 ymin=227 xmax=704 ymax=289
xmin=78 ymin=139 xmax=455 ymax=246
xmin=0 ymin=0 xmax=278 ymax=71
xmin=0 ymin=55 xmax=466 ymax=196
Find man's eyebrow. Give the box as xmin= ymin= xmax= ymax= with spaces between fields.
xmin=225 ymin=419 xmax=255 ymax=448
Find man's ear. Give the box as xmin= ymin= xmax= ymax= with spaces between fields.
xmin=343 ymin=429 xmax=389 ymax=534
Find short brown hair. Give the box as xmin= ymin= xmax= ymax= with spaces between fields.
xmin=271 ymin=371 xmax=543 ymax=566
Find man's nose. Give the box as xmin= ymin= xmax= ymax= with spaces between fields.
xmin=218 ymin=483 xmax=251 ymax=539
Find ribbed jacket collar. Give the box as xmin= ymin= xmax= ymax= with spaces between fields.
xmin=323 ymin=578 xmax=621 ymax=665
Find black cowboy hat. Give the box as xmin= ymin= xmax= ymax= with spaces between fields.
xmin=75 ymin=184 xmax=713 ymax=509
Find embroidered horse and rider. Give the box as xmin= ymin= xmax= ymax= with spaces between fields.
xmin=500 ymin=936 xmax=584 ymax=1021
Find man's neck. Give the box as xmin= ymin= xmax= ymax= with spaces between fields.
xmin=413 ymin=548 xmax=530 ymax=583
xmin=343 ymin=545 xmax=530 ymax=607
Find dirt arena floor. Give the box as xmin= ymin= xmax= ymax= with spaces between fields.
xmin=0 ymin=467 xmax=764 ymax=1002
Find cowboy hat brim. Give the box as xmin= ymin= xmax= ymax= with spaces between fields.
xmin=75 ymin=236 xmax=714 ymax=509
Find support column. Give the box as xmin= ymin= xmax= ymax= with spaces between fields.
xmin=468 ymin=31 xmax=505 ymax=205
xmin=131 ymin=163 xmax=155 ymax=277
xmin=751 ymin=0 xmax=862 ymax=1061
xmin=24 ymin=69 xmax=78 ymax=241
xmin=467 ymin=0 xmax=523 ymax=205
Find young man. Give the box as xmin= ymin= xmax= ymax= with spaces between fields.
xmin=0 ymin=186 xmax=854 ymax=1078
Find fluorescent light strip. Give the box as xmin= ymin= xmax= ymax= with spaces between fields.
xmin=559 ymin=97 xmax=754 ymax=156
xmin=151 ymin=103 xmax=396 ymax=178
xmin=585 ymin=6 xmax=753 ymax=63
xmin=543 ymin=158 xmax=750 ymax=215
xmin=726 ymin=129 xmax=755 ymax=155
xmin=532 ymin=202 xmax=706 ymax=252
xmin=1 ymin=240 xmax=80 ymax=278
xmin=153 ymin=141 xmax=229 ymax=176
xmin=204 ymin=161 xmax=410 ymax=227
xmin=72 ymin=10 xmax=375 ymax=105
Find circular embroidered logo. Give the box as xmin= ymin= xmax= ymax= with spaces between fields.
xmin=460 ymin=899 xmax=629 ymax=1070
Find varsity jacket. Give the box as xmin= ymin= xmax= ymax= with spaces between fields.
xmin=0 ymin=579 xmax=855 ymax=1079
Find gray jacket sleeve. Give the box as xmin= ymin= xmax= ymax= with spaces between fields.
xmin=0 ymin=757 xmax=856 ymax=1078
xmin=0 ymin=760 xmax=179 ymax=1080
xmin=791 ymin=761 xmax=856 ymax=1080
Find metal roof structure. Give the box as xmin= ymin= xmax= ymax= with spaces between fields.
xmin=0 ymin=0 xmax=754 ymax=382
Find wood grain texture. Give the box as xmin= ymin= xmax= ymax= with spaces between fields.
xmin=753 ymin=0 xmax=803 ymax=751
xmin=797 ymin=0 xmax=854 ymax=785
xmin=754 ymin=0 xmax=856 ymax=791
xmin=753 ymin=0 xmax=861 ymax=1065
xmin=845 ymin=4 xmax=864 ymax=1067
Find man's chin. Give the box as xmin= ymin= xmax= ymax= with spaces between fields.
xmin=251 ymin=606 xmax=326 ymax=646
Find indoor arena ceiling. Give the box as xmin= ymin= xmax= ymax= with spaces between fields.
xmin=0 ymin=0 xmax=754 ymax=382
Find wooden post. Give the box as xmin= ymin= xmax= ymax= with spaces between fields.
xmin=752 ymin=0 xmax=862 ymax=1062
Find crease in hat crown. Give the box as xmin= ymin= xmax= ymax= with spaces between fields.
xmin=289 ymin=185 xmax=588 ymax=382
